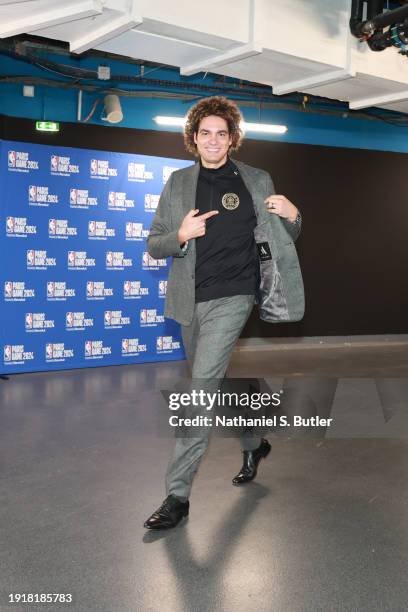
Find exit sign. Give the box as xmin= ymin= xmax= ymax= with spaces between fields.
xmin=35 ymin=121 xmax=60 ymax=132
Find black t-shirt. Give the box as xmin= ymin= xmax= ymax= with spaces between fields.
xmin=195 ymin=157 xmax=258 ymax=303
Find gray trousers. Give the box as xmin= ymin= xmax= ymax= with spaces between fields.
xmin=165 ymin=294 xmax=260 ymax=500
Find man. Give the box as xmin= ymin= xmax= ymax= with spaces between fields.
xmin=144 ymin=96 xmax=304 ymax=529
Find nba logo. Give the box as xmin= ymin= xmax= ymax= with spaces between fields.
xmin=159 ymin=280 xmax=167 ymax=296
xmin=4 ymin=345 xmax=12 ymax=361
xmin=49 ymin=219 xmax=56 ymax=234
xmin=85 ymin=341 xmax=92 ymax=356
xmin=27 ymin=250 xmax=35 ymax=266
xmin=108 ymin=191 xmax=115 ymax=205
xmin=122 ymin=339 xmax=129 ymax=353
xmin=6 ymin=217 xmax=14 ymax=233
xmin=66 ymin=312 xmax=73 ymax=327
xmin=70 ymin=189 xmax=77 ymax=204
xmin=124 ymin=281 xmax=131 ymax=296
xmin=86 ymin=281 xmax=93 ymax=297
xmin=90 ymin=159 xmax=97 ymax=175
xmin=140 ymin=309 xmax=147 ymax=324
xmin=8 ymin=151 xmax=16 ymax=167
xmin=126 ymin=222 xmax=132 ymax=237
xmin=4 ymin=282 xmax=13 ymax=298
xmin=25 ymin=313 xmax=33 ymax=329
xmin=47 ymin=282 xmax=54 ymax=297
xmin=142 ymin=252 xmax=149 ymax=266
xmin=29 ymin=185 xmax=37 ymax=201
xmin=46 ymin=344 xmax=53 ymax=359
xmin=88 ymin=221 xmax=96 ymax=236
xmin=68 ymin=251 xmax=75 ymax=266
xmin=156 ymin=337 xmax=163 ymax=351
xmin=51 ymin=155 xmax=58 ymax=171
xmin=106 ymin=251 xmax=113 ymax=266
xmin=104 ymin=311 xmax=111 ymax=326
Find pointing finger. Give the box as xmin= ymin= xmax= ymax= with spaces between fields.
xmin=198 ymin=210 xmax=219 ymax=220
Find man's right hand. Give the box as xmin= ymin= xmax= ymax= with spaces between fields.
xmin=178 ymin=209 xmax=219 ymax=244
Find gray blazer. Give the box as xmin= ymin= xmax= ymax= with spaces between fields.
xmin=147 ymin=158 xmax=305 ymax=326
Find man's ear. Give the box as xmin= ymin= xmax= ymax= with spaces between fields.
xmin=193 ymin=132 xmax=197 ymax=145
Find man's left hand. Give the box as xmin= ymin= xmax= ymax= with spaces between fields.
xmin=264 ymin=195 xmax=298 ymax=222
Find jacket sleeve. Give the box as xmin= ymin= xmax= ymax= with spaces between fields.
xmin=147 ymin=172 xmax=187 ymax=260
xmin=265 ymin=172 xmax=302 ymax=242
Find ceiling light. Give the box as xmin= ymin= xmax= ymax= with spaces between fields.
xmin=154 ymin=116 xmax=186 ymax=126
xmin=241 ymin=121 xmax=287 ymax=134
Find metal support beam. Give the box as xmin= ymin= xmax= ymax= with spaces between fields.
xmin=0 ymin=1 xmax=34 ymax=4
xmin=273 ymin=68 xmax=355 ymax=96
xmin=0 ymin=0 xmax=103 ymax=39
xmin=349 ymin=90 xmax=408 ymax=109
xmin=180 ymin=41 xmax=263 ymax=77
xmin=70 ymin=7 xmax=142 ymax=53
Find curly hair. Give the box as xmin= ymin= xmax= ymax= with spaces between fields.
xmin=184 ymin=96 xmax=243 ymax=156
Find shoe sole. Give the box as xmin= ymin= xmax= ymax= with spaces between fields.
xmin=144 ymin=511 xmax=189 ymax=530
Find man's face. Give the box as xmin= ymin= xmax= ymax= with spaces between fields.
xmin=193 ymin=115 xmax=232 ymax=168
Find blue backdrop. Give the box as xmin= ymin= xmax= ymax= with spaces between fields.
xmin=1 ymin=140 xmax=193 ymax=374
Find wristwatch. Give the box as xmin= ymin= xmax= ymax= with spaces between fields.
xmin=289 ymin=211 xmax=301 ymax=225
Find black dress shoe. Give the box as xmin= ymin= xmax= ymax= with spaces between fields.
xmin=144 ymin=495 xmax=189 ymax=530
xmin=232 ymin=438 xmax=271 ymax=486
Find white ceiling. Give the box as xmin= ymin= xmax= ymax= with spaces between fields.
xmin=2 ymin=0 xmax=408 ymax=113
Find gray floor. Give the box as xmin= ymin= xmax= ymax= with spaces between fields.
xmin=1 ymin=341 xmax=408 ymax=612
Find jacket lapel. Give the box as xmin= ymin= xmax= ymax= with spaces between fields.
xmin=181 ymin=161 xmax=200 ymax=266
xmin=182 ymin=161 xmax=200 ymax=216
xmin=231 ymin=158 xmax=270 ymax=225
xmin=231 ymin=158 xmax=281 ymax=259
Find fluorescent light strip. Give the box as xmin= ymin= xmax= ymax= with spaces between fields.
xmin=242 ymin=121 xmax=287 ymax=134
xmin=154 ymin=116 xmax=185 ymax=126
xmin=153 ymin=116 xmax=287 ymax=134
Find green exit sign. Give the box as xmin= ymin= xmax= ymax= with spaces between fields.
xmin=35 ymin=121 xmax=60 ymax=132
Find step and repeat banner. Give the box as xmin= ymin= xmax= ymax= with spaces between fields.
xmin=1 ymin=139 xmax=193 ymax=374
